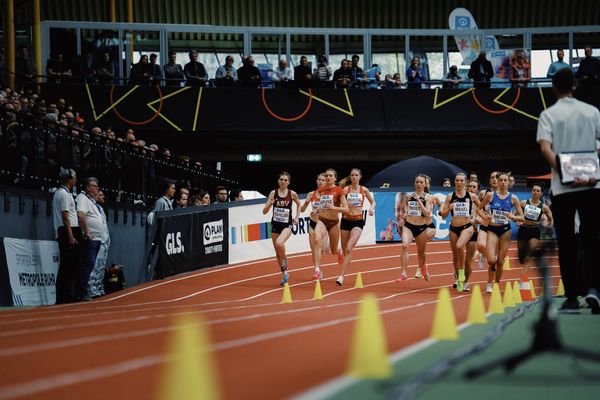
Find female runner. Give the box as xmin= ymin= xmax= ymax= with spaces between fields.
xmin=465 ymin=179 xmax=481 ymax=274
xmin=336 ymin=169 xmax=376 ymax=286
xmin=517 ymin=182 xmax=553 ymax=292
xmin=477 ymin=172 xmax=524 ymax=293
xmin=312 ymin=168 xmax=348 ymax=280
xmin=439 ymin=173 xmax=480 ymax=292
xmin=477 ymin=171 xmax=500 ymax=270
xmin=300 ymin=173 xmax=328 ymax=278
xmin=397 ymin=174 xmax=436 ymax=282
xmin=262 ymin=171 xmax=302 ymax=286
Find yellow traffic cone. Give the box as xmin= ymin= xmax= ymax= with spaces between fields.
xmin=555 ymin=279 xmax=565 ymax=297
xmin=530 ymin=279 xmax=537 ymax=299
xmin=431 ymin=288 xmax=459 ymax=340
xmin=504 ymin=255 xmax=511 ymax=270
xmin=313 ymin=280 xmax=324 ymax=300
xmin=157 ymin=314 xmax=221 ymax=400
xmin=488 ymin=283 xmax=505 ymax=314
xmin=281 ymin=283 xmax=292 ymax=304
xmin=512 ymin=281 xmax=523 ymax=304
xmin=347 ymin=293 xmax=392 ymax=378
xmin=355 ymin=272 xmax=364 ymax=289
xmin=503 ymin=282 xmax=516 ymax=307
xmin=467 ymin=284 xmax=488 ymax=324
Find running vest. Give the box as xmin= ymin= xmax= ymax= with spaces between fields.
xmin=344 ymin=186 xmax=365 ymax=221
xmin=523 ymin=199 xmax=543 ymax=222
xmin=318 ymin=186 xmax=344 ymax=209
xmin=407 ymin=193 xmax=427 ymax=217
xmin=272 ymin=190 xmax=292 ymax=224
xmin=490 ymin=192 xmax=512 ymax=225
xmin=450 ymin=191 xmax=472 ymax=217
xmin=309 ymin=190 xmax=321 ymax=217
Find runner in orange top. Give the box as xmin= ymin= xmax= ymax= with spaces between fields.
xmin=312 ymin=168 xmax=349 ymax=280
xmin=336 ymin=168 xmax=376 ymax=286
xmin=262 ymin=171 xmax=301 ymax=286
xmin=300 ymin=173 xmax=329 ymax=279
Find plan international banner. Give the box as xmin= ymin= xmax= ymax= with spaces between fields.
xmin=3 ymin=238 xmax=59 ymax=306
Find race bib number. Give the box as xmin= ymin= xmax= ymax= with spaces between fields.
xmin=491 ymin=209 xmax=509 ymax=225
xmin=453 ymin=201 xmax=469 ymax=217
xmin=311 ymin=200 xmax=321 ymax=214
xmin=320 ymin=195 xmax=334 ymax=209
xmin=407 ymin=200 xmax=421 ymax=217
xmin=347 ymin=193 xmax=362 ymax=208
xmin=273 ymin=207 xmax=290 ymax=223
xmin=524 ymin=205 xmax=541 ymax=221
xmin=484 ymin=203 xmax=491 ymax=213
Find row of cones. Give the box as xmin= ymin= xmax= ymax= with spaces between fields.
xmin=281 ymin=272 xmax=365 ymax=303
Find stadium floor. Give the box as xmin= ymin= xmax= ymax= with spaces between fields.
xmin=1 ymin=241 xmax=597 ymax=399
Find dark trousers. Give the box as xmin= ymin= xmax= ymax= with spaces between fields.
xmin=79 ymin=239 xmax=101 ymax=299
xmin=551 ymin=189 xmax=600 ymax=300
xmin=56 ymin=226 xmax=83 ymax=304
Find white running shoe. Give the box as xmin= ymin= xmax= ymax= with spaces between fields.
xmin=486 ymin=283 xmax=493 ymax=293
xmin=463 ymin=282 xmax=470 ymax=292
xmin=414 ymin=269 xmax=422 ymax=279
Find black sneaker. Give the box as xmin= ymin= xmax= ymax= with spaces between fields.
xmin=558 ymin=298 xmax=581 ymax=315
xmin=585 ymin=289 xmax=600 ymax=315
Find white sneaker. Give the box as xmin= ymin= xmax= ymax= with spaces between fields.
xmin=463 ymin=282 xmax=470 ymax=292
xmin=414 ymin=269 xmax=422 ymax=279
xmin=486 ymin=283 xmax=493 ymax=293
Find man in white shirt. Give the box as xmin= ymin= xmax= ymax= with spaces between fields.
xmin=537 ymin=68 xmax=600 ymax=314
xmin=271 ymin=59 xmax=293 ymax=87
xmin=53 ymin=168 xmax=81 ymax=304
xmin=76 ymin=177 xmax=103 ymax=300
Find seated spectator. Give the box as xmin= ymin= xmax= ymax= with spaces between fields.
xmin=442 ymin=65 xmax=463 ymax=88
xmin=575 ymin=46 xmax=600 ymax=86
xmin=215 ymin=55 xmax=238 ymax=87
xmin=149 ymin=53 xmax=162 ymax=85
xmin=46 ymin=53 xmax=72 ymax=84
xmin=163 ymin=50 xmax=184 ymax=87
xmin=237 ymin=56 xmax=261 ymax=88
xmin=363 ymin=64 xmax=382 ymax=89
xmin=350 ymin=54 xmax=363 ymax=83
xmin=183 ymin=50 xmax=207 ymax=87
xmin=214 ymin=186 xmax=228 ymax=203
xmin=229 ymin=188 xmax=244 ymax=201
xmin=271 ymin=59 xmax=293 ymax=86
xmin=333 ymin=59 xmax=352 ymax=88
xmin=546 ymin=49 xmax=570 ymax=78
xmin=199 ymin=190 xmax=211 ymax=205
xmin=509 ymin=50 xmax=530 ymax=88
xmin=294 ymin=56 xmax=313 ymax=87
xmin=406 ymin=57 xmax=425 ymax=89
xmin=313 ymin=55 xmax=332 ymax=85
xmin=388 ymin=72 xmax=403 ymax=89
xmin=129 ymin=55 xmax=152 ymax=85
xmin=94 ymin=52 xmax=114 ymax=85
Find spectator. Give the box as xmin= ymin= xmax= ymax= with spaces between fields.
xmin=183 ymin=50 xmax=207 ymax=87
xmin=442 ymin=65 xmax=463 ymax=88
xmin=129 ymin=54 xmax=152 ymax=85
xmin=537 ymin=68 xmax=600 ymax=313
xmin=350 ymin=54 xmax=363 ymax=82
xmin=215 ymin=55 xmax=238 ymax=87
xmin=468 ymin=51 xmax=494 ymax=88
xmin=149 ymin=53 xmax=162 ymax=85
xmin=163 ymin=50 xmax=184 ymax=87
xmin=510 ymin=50 xmax=531 ymax=88
xmin=94 ymin=52 xmax=115 ymax=84
xmin=0 ymin=47 xmax=5 ymax=87
xmin=76 ymin=177 xmax=103 ymax=301
xmin=271 ymin=59 xmax=293 ymax=86
xmin=406 ymin=57 xmax=426 ymax=89
xmin=547 ymin=49 xmax=570 ymax=78
xmin=175 ymin=191 xmax=189 ymax=208
xmin=389 ymin=72 xmax=402 ymax=89
xmin=575 ymin=46 xmax=600 ymax=86
xmin=154 ymin=179 xmax=175 ymax=211
xmin=199 ymin=190 xmax=211 ymax=205
xmin=294 ymin=56 xmax=313 ymax=87
xmin=441 ymin=178 xmax=452 ymax=188
xmin=89 ymin=189 xmax=110 ymax=299
xmin=313 ymin=55 xmax=332 ymax=85
xmin=46 ymin=53 xmax=72 ymax=84
xmin=468 ymin=171 xmax=478 ymax=182
xmin=15 ymin=45 xmax=37 ymax=91
xmin=229 ymin=188 xmax=244 ymax=201
xmin=364 ymin=64 xmax=382 ymax=89
xmin=53 ymin=168 xmax=81 ymax=304
xmin=237 ymin=56 xmax=261 ymax=87
xmin=214 ymin=186 xmax=228 ymax=203
xmin=333 ymin=59 xmax=352 ymax=88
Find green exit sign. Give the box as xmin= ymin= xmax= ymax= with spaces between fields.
xmin=246 ymin=154 xmax=262 ymax=162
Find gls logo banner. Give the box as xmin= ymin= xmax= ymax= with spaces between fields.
xmin=166 ymin=232 xmax=184 ymax=255
xmin=204 ymin=220 xmax=224 ymax=245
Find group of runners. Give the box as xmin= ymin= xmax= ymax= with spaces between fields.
xmin=262 ymin=169 xmax=553 ymax=294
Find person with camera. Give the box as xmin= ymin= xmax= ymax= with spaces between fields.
xmin=537 ymin=68 xmax=600 ymax=314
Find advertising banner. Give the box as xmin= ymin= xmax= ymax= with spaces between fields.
xmin=3 ymin=238 xmax=59 ymax=306
xmin=157 ymin=208 xmax=229 ymax=276
xmin=229 ymin=197 xmax=376 ymax=265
